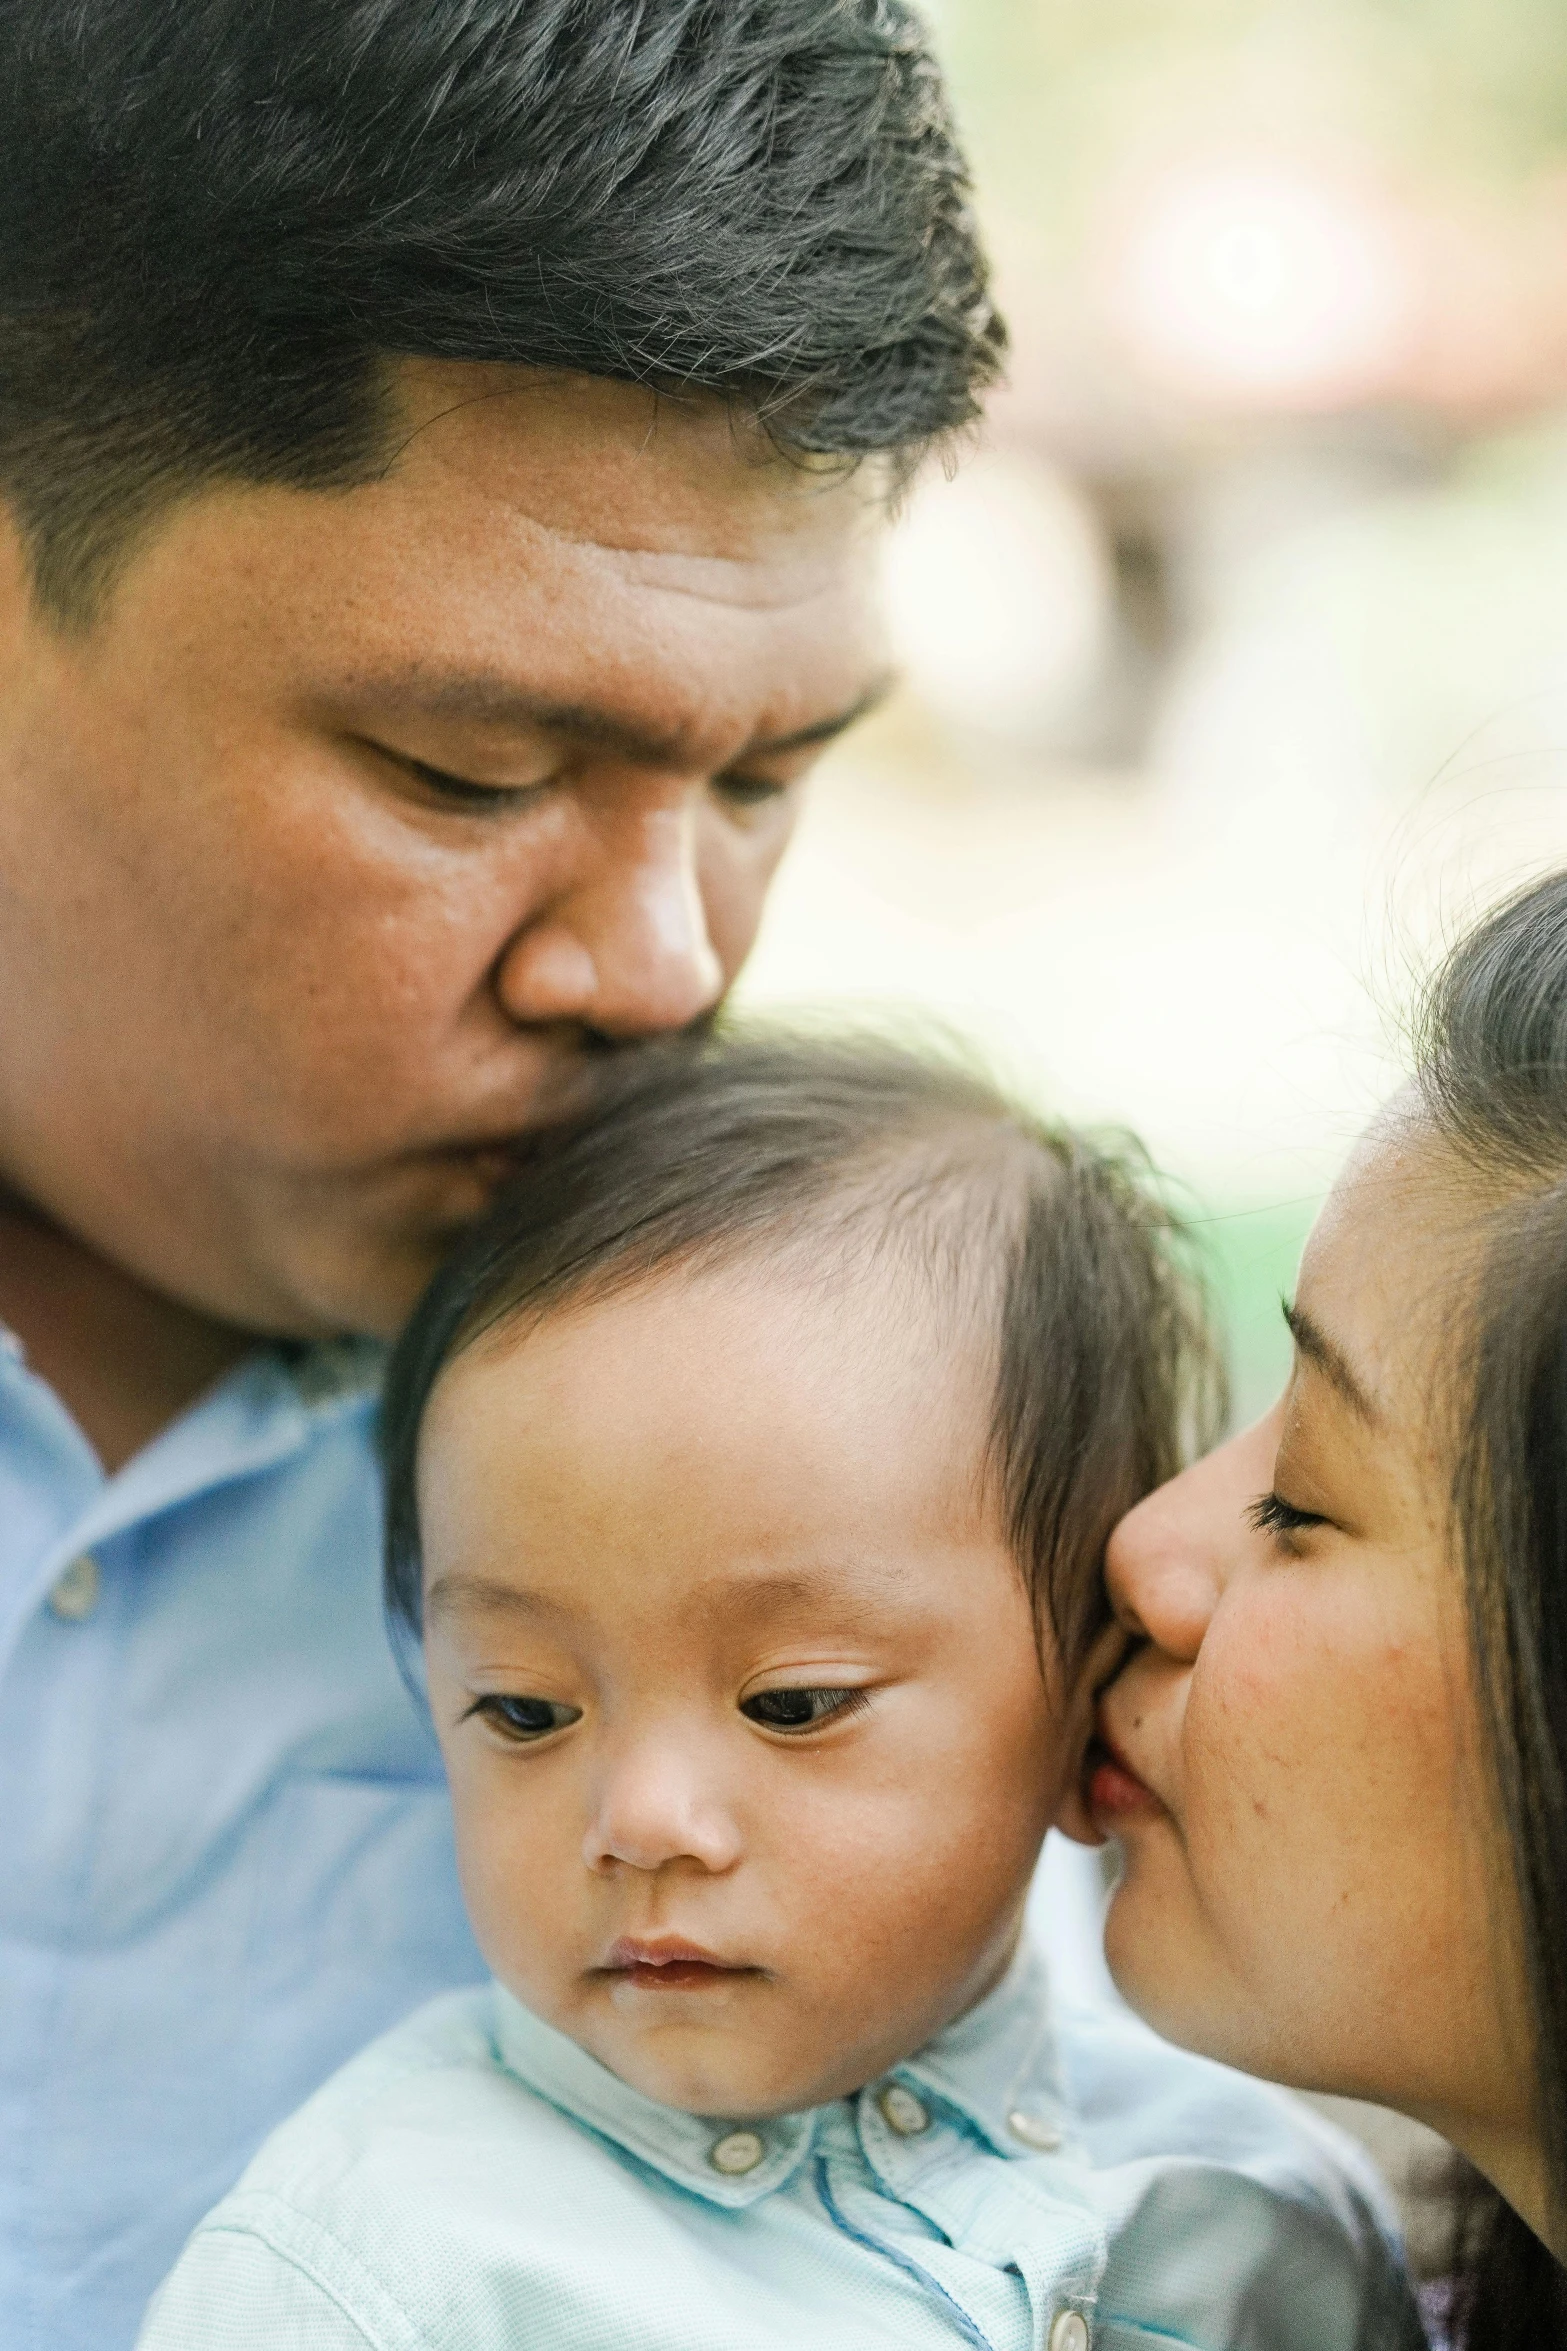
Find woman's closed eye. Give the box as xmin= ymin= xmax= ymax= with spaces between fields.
xmin=467 ymin=1694 xmax=583 ymax=1743
xmin=1248 ymin=1490 xmax=1329 ymax=1546
xmin=739 ymin=1687 xmax=872 ymax=1734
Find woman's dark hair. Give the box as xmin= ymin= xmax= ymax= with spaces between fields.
xmin=1414 ymin=870 xmax=1567 ymax=2347
xmin=0 ymin=0 xmax=1002 ymax=626
xmin=381 ymin=1028 xmax=1223 ymax=1671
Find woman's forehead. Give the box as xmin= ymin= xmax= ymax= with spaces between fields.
xmin=1297 ymin=1102 xmax=1481 ymax=1417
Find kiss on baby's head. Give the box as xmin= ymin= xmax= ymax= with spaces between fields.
xmin=141 ymin=1025 xmax=1420 ymax=2351
xmin=380 ymin=1029 xmax=1218 ymax=2123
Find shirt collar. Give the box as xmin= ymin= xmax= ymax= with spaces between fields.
xmin=278 ymin=1336 xmax=386 ymax=1410
xmin=899 ymin=1936 xmax=1069 ymax=2158
xmin=0 ymin=1329 xmax=384 ymax=1582
xmin=490 ymin=1937 xmax=1071 ymax=2211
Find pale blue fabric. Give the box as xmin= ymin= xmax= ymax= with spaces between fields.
xmin=138 ymin=1947 xmax=1426 ymax=2351
xmin=0 ymin=1334 xmax=485 ymax=2351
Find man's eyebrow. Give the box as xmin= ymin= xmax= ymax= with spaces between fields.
xmin=1282 ymin=1301 xmax=1381 ymax=1427
xmin=745 ymin=677 xmax=896 ymax=759
xmin=331 ymin=669 xmax=896 ymax=770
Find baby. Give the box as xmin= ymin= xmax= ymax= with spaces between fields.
xmin=139 ymin=1032 xmax=1422 ymax=2351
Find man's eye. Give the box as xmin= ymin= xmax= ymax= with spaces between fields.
xmin=712 ymin=770 xmax=792 ymax=810
xmin=471 ymin=1695 xmax=582 ymax=1742
xmin=739 ymin=1687 xmax=869 ymax=1732
xmin=362 ymin=738 xmax=553 ymax=813
xmin=402 ymin=757 xmax=550 ymax=811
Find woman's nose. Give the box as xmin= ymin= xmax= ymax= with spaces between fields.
xmin=1106 ymin=1409 xmax=1284 ymax=1662
xmin=582 ymin=1737 xmax=742 ymax=1879
xmin=495 ymin=790 xmax=724 ymax=1039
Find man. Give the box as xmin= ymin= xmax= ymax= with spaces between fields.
xmin=0 ymin=3 xmax=1002 ymax=2344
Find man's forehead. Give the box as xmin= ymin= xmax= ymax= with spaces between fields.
xmin=388 ymin=357 xmax=889 ymax=567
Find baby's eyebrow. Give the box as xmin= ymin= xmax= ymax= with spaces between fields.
xmin=423 ymin=1574 xmax=571 ymax=1626
xmin=425 ymin=1561 xmax=910 ymax=1633
xmin=675 ymin=1559 xmax=911 ymax=1629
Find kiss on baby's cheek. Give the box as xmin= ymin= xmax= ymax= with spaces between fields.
xmin=419 ymin=1257 xmax=1074 ymax=2120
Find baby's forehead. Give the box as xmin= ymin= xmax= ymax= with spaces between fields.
xmin=420 ymin=1266 xmax=1027 ymax=1639
xmin=439 ymin=1241 xmax=998 ymax=1435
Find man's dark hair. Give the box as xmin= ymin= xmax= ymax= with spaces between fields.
xmin=0 ymin=0 xmax=1004 ymax=624
xmin=381 ymin=1027 xmax=1222 ymax=1672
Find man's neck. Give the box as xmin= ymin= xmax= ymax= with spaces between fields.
xmin=0 ymin=1188 xmax=253 ymax=1472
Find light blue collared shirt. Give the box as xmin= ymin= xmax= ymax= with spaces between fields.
xmin=0 ymin=1337 xmax=485 ymax=2351
xmin=138 ymin=1947 xmax=1424 ymax=2351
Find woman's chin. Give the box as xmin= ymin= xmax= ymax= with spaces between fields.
xmin=1101 ymin=1859 xmax=1244 ymax=2063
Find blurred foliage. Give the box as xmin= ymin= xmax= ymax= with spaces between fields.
xmin=933 ymin=0 xmax=1567 ymax=223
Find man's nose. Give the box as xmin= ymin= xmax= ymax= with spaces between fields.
xmin=1105 ymin=1407 xmax=1285 ymax=1663
xmin=495 ymin=790 xmax=724 ymax=1040
xmin=583 ymin=1733 xmax=742 ymax=1878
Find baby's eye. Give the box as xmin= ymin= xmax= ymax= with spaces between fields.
xmin=471 ymin=1695 xmax=582 ymax=1743
xmin=739 ymin=1687 xmax=870 ymax=1733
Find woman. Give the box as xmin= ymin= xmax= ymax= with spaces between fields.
xmin=1068 ymin=869 xmax=1567 ymax=2345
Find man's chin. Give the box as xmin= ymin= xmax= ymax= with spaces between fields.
xmin=246 ymin=1157 xmax=536 ymax=1341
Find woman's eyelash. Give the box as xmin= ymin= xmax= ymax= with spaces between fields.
xmin=1248 ymin=1491 xmax=1328 ymax=1538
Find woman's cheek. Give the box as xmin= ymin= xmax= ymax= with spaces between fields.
xmin=1181 ymin=1567 xmax=1433 ymax=1938
xmin=1179 ymin=1593 xmax=1333 ymax=1876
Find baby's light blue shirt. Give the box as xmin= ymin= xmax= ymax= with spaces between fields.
xmin=138 ymin=1944 xmax=1424 ymax=2351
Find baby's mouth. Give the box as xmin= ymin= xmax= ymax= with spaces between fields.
xmin=1082 ymin=1722 xmax=1163 ymax=1822
xmin=597 ymin=1937 xmax=762 ymax=1992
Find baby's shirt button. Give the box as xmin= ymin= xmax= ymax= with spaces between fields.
xmin=48 ymin=1554 xmax=101 ymax=1622
xmin=1007 ymin=2108 xmax=1063 ymax=2151
xmin=877 ymin=2083 xmax=931 ymax=2137
xmin=708 ymin=2129 xmax=766 ymax=2176
xmin=1048 ymin=2313 xmax=1090 ymax=2351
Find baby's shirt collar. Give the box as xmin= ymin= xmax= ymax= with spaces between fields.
xmin=489 ymin=1939 xmax=1077 ymax=2212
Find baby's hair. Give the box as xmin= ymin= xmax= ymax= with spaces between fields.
xmin=381 ymin=1027 xmax=1224 ymax=1669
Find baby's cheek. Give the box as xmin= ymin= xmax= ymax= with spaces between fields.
xmin=446 ymin=1781 xmax=522 ymax=1959
xmin=443 ymin=1758 xmax=572 ymax=1992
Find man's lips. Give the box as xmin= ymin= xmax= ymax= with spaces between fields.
xmin=596 ymin=1938 xmax=760 ymax=1992
xmin=1083 ymin=1718 xmax=1164 ymax=1823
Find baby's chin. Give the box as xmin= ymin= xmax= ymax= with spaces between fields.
xmin=504 ymin=1916 xmax=1033 ymax=2119
xmin=559 ymin=1998 xmax=905 ymax=2120
xmin=584 ymin=2026 xmax=862 ymax=2120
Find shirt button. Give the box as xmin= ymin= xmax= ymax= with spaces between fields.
xmin=1049 ymin=2315 xmax=1089 ymax=2351
xmin=47 ymin=1554 xmax=101 ymax=1622
xmin=1007 ymin=2107 xmax=1063 ymax=2152
xmin=709 ymin=2128 xmax=766 ymax=2176
xmin=878 ymin=2083 xmax=931 ymax=2137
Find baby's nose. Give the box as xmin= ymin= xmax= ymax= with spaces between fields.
xmin=583 ymin=1743 xmax=742 ymax=1877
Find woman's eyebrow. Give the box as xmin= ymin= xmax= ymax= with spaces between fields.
xmin=1282 ymin=1301 xmax=1382 ymax=1428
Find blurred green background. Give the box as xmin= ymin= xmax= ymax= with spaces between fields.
xmin=736 ymin=0 xmax=1567 ymax=1419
